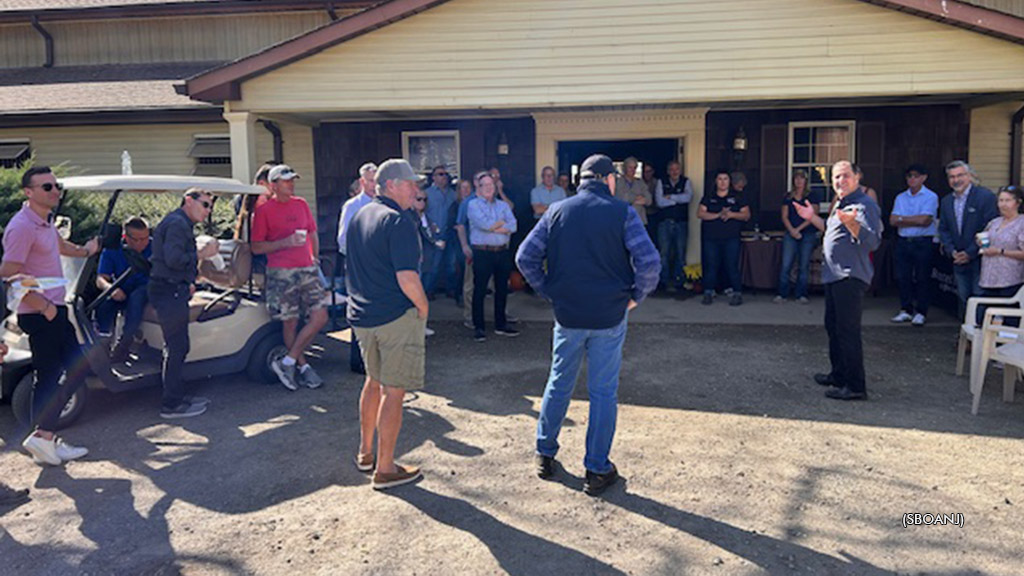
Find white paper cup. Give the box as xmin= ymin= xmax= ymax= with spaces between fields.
xmin=210 ymin=253 xmax=226 ymax=271
xmin=295 ymin=229 xmax=308 ymax=243
xmin=977 ymin=232 xmax=991 ymax=248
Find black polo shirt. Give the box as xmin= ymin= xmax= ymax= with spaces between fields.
xmin=701 ymin=192 xmax=748 ymax=240
xmin=345 ymin=196 xmax=422 ymax=328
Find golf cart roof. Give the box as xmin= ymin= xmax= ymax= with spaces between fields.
xmin=58 ymin=175 xmax=265 ymax=196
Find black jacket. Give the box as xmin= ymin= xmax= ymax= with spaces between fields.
xmin=150 ymin=208 xmax=198 ymax=284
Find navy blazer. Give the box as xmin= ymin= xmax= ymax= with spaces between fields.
xmin=937 ymin=185 xmax=997 ymax=263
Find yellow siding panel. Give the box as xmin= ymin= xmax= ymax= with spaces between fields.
xmin=969 ymin=101 xmax=1024 ymax=190
xmin=237 ymin=0 xmax=1024 ymax=113
xmin=0 ymin=23 xmax=46 ymax=68
xmin=0 ymin=123 xmax=228 ymax=176
xmin=0 ymin=11 xmax=337 ymax=68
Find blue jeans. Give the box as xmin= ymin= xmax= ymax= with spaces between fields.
xmin=536 ymin=314 xmax=628 ymax=474
xmin=702 ymin=236 xmax=741 ymax=294
xmin=778 ymin=232 xmax=818 ymax=299
xmin=953 ymin=258 xmax=982 ymax=321
xmin=658 ymin=219 xmax=688 ymax=286
xmin=423 ymin=234 xmax=460 ymax=296
xmin=95 ymin=286 xmax=148 ymax=339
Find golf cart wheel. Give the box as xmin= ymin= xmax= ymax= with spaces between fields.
xmin=11 ymin=373 xmax=88 ymax=431
xmin=247 ymin=336 xmax=288 ymax=385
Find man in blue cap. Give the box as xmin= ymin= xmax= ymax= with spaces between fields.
xmin=516 ymin=154 xmax=660 ymax=496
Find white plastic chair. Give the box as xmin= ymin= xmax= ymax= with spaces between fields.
xmin=969 ymin=306 xmax=1024 ymax=414
xmin=957 ymin=286 xmax=1024 ymax=376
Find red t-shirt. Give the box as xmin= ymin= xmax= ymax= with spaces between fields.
xmin=251 ymin=196 xmax=316 ymax=269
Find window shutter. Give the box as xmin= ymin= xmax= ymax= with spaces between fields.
xmin=760 ymin=124 xmax=788 ymax=228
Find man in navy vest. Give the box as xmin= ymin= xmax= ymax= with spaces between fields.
xmin=516 ymin=154 xmax=660 ymax=496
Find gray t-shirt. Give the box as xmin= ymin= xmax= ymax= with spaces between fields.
xmin=345 ymin=196 xmax=422 ymax=328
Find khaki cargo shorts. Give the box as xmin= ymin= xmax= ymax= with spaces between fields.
xmin=353 ymin=308 xmax=426 ymax=390
xmin=266 ymin=266 xmax=326 ymax=321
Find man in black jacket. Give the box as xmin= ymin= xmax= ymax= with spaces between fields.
xmin=937 ymin=160 xmax=998 ymax=321
xmin=148 ymin=188 xmax=219 ymax=419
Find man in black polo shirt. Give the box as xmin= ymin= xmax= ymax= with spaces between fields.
xmin=794 ymin=161 xmax=882 ymax=401
xmin=346 ymin=158 xmax=429 ymax=490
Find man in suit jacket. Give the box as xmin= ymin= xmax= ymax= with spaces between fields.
xmin=937 ymin=160 xmax=998 ymax=321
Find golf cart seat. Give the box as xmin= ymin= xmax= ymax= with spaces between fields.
xmin=141 ymin=242 xmax=251 ymax=324
xmin=197 ymin=240 xmax=253 ymax=289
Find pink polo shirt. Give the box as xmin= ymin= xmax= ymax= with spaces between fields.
xmin=2 ymin=203 xmax=65 ymax=314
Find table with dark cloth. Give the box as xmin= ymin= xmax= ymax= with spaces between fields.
xmin=740 ymin=237 xmax=782 ymax=290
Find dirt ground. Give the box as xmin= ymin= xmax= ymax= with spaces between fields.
xmin=1 ymin=316 xmax=1023 ymax=575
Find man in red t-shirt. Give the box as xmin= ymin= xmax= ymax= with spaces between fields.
xmin=251 ymin=165 xmax=328 ymax=390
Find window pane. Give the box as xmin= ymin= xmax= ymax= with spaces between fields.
xmin=793 ymin=127 xmax=811 ymax=146
xmin=793 ymin=145 xmax=810 ymax=163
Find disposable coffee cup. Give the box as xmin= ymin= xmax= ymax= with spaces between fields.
xmin=295 ymin=229 xmax=308 ymax=243
xmin=210 ymin=253 xmax=226 ymax=271
xmin=977 ymin=232 xmax=991 ymax=248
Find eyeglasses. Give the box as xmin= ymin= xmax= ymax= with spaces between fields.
xmin=36 ymin=182 xmax=63 ymax=192
xmin=414 ymin=197 xmax=427 ymax=202
xmin=434 ymin=172 xmax=447 ymax=178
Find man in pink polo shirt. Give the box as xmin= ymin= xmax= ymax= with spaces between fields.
xmin=0 ymin=166 xmax=98 ymax=466
xmin=251 ymin=164 xmax=328 ymax=391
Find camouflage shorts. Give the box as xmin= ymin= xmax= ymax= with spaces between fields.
xmin=265 ymin=266 xmax=326 ymax=321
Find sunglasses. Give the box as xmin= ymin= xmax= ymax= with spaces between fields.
xmin=414 ymin=197 xmax=427 ymax=202
xmin=187 ymin=193 xmax=213 ymax=209
xmin=36 ymin=182 xmax=63 ymax=192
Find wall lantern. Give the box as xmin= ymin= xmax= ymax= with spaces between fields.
xmin=732 ymin=127 xmax=748 ymax=152
xmin=497 ymin=131 xmax=509 ymax=157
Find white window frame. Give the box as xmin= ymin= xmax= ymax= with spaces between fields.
xmin=401 ymin=130 xmax=460 ymax=178
xmin=787 ymin=120 xmax=856 ymax=204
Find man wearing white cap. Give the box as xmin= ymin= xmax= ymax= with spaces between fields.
xmin=252 ymin=164 xmax=328 ymax=391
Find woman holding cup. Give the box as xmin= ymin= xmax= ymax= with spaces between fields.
xmin=975 ymin=185 xmax=1024 ymax=326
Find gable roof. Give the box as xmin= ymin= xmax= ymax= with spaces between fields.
xmin=184 ymin=0 xmax=1024 ymax=104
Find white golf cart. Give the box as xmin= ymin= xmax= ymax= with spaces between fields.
xmin=1 ymin=175 xmax=289 ymax=429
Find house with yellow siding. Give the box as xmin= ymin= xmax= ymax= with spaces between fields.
xmin=4 ymin=0 xmax=1024 ymax=262
xmin=0 ymin=0 xmax=374 ymax=223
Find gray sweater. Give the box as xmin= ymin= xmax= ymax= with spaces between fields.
xmin=822 ymin=188 xmax=882 ymax=286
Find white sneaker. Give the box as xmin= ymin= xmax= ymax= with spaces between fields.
xmin=798 ymin=296 xmax=810 ymax=305
xmin=425 ymin=326 xmax=436 ymax=337
xmin=22 ymin=434 xmax=61 ymax=466
xmin=891 ymin=311 xmax=913 ymax=323
xmin=772 ymin=295 xmax=785 ymax=304
xmin=911 ymin=313 xmax=926 ymax=326
xmin=54 ymin=438 xmax=88 ymax=461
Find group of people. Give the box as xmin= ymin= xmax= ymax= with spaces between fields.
xmin=4 ymin=151 xmax=1013 ymax=500
xmin=889 ymin=160 xmax=1024 ymax=329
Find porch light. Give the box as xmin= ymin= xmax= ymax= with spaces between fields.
xmin=497 ymin=132 xmax=509 ymax=157
xmin=732 ymin=127 xmax=747 ymax=152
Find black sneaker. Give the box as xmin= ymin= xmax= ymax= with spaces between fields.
xmin=494 ymin=326 xmax=520 ymax=337
xmin=729 ymin=293 xmax=743 ymax=306
xmin=701 ymin=293 xmax=713 ymax=305
xmin=813 ymin=373 xmax=839 ymax=387
xmin=583 ymin=464 xmax=619 ymax=496
xmin=535 ymin=454 xmax=555 ymax=479
xmin=473 ymin=329 xmax=487 ymax=342
xmin=825 ymin=387 xmax=868 ymax=401
xmin=160 ymin=401 xmax=207 ymax=419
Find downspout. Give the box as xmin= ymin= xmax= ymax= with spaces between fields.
xmin=260 ymin=120 xmax=283 ymax=163
xmin=1012 ymin=104 xmax=1024 ymax=186
xmin=30 ymin=15 xmax=54 ymax=68
xmin=325 ymin=2 xmax=339 ymax=21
